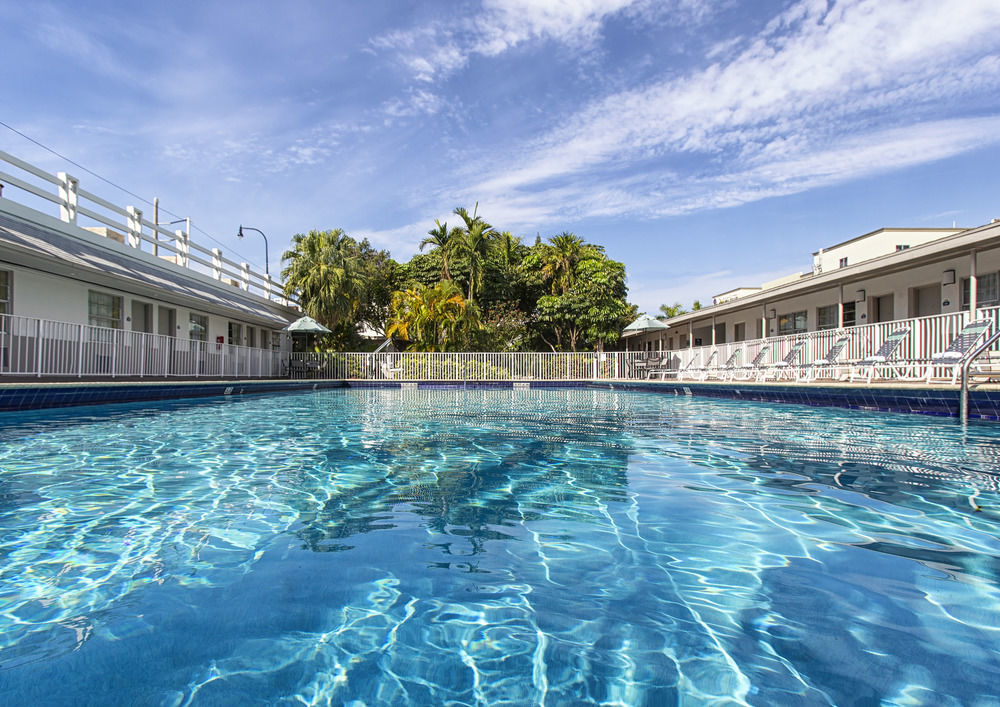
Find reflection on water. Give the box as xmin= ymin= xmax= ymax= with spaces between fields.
xmin=0 ymin=388 xmax=998 ymax=705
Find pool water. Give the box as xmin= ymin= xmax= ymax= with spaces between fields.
xmin=1 ymin=388 xmax=999 ymax=705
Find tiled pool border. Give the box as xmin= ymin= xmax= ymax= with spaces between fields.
xmin=1 ymin=378 xmax=999 ymax=421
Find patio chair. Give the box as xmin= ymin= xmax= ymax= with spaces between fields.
xmin=730 ymin=344 xmax=771 ymax=381
xmin=799 ymin=334 xmax=852 ymax=382
xmin=920 ymin=319 xmax=992 ymax=384
xmin=848 ymin=328 xmax=911 ymax=384
xmin=757 ymin=340 xmax=807 ymax=381
xmin=680 ymin=349 xmax=718 ymax=381
xmin=707 ymin=347 xmax=743 ymax=380
xmin=651 ymin=352 xmax=696 ymax=380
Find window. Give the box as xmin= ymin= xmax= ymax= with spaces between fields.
xmin=88 ymin=291 xmax=122 ymax=329
xmin=271 ymin=331 xmax=281 ymax=351
xmin=895 ymin=244 xmax=909 ymax=251
xmin=188 ymin=312 xmax=207 ymax=342
xmin=228 ymin=322 xmax=242 ymax=346
xmin=839 ymin=257 xmax=848 ymax=268
xmin=778 ymin=310 xmax=807 ymax=335
xmin=842 ymin=301 xmax=856 ymax=327
xmin=961 ymin=273 xmax=1000 ymax=309
xmin=0 ymin=270 xmax=9 ymax=315
xmin=816 ymin=304 xmax=838 ymax=330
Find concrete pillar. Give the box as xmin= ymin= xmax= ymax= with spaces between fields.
xmin=970 ymin=249 xmax=978 ymax=314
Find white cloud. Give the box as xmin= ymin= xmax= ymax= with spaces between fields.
xmin=447 ymin=0 xmax=1000 ymax=228
xmin=373 ymin=0 xmax=683 ymax=82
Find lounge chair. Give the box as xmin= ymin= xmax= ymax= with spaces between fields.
xmin=799 ymin=334 xmax=852 ymax=382
xmin=731 ymin=344 xmax=771 ymax=381
xmin=680 ymin=349 xmax=718 ymax=381
xmin=758 ymin=340 xmax=807 ymax=381
xmin=920 ymin=319 xmax=992 ymax=384
xmin=707 ymin=347 xmax=743 ymax=380
xmin=848 ymin=328 xmax=910 ymax=384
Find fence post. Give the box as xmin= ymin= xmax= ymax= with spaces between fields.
xmin=77 ymin=324 xmax=84 ymax=377
xmin=57 ymin=172 xmax=79 ymax=224
xmin=212 ymin=248 xmax=223 ymax=280
xmin=126 ymin=206 xmax=143 ymax=248
xmin=35 ymin=318 xmax=42 ymax=377
xmin=240 ymin=262 xmax=251 ymax=291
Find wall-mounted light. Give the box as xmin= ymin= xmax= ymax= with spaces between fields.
xmin=942 ymin=269 xmax=956 ymax=285
xmin=768 ymin=309 xmax=776 ymax=319
xmin=855 ymin=289 xmax=866 ymax=302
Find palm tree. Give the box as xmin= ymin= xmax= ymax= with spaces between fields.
xmin=281 ymin=229 xmax=365 ymax=326
xmin=420 ymin=220 xmax=454 ymax=281
xmin=452 ymin=203 xmax=497 ymax=301
xmin=540 ymin=232 xmax=602 ymax=295
xmin=388 ymin=280 xmax=481 ymax=351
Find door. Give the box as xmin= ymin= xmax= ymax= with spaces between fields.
xmin=131 ymin=301 xmax=153 ymax=333
xmin=910 ymin=284 xmax=941 ymax=317
xmin=158 ymin=306 xmax=176 ymax=336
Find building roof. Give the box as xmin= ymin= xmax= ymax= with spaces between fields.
xmin=0 ymin=207 xmax=294 ymax=328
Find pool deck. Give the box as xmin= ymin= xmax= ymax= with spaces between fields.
xmin=1 ymin=376 xmax=999 ymax=420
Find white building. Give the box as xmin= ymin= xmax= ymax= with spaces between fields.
xmin=630 ymin=222 xmax=1000 ymax=353
xmin=0 ymin=150 xmax=298 ymax=377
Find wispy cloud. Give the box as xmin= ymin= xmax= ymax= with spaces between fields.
xmin=372 ymin=0 xmax=700 ymax=82
xmin=446 ymin=0 xmax=1000 ymax=228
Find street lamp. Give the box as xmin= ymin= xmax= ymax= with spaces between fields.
xmin=237 ymin=225 xmax=270 ymax=277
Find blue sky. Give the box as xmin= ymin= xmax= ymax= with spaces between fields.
xmin=2 ymin=0 xmax=1000 ymax=315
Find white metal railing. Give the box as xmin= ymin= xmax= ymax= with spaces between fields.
xmin=1 ymin=313 xmax=284 ymax=378
xmin=4 ymin=309 xmax=999 ymax=383
xmin=654 ymin=307 xmax=1000 ymax=380
xmin=0 ymin=149 xmax=290 ymax=304
xmin=287 ymin=350 xmax=641 ymax=381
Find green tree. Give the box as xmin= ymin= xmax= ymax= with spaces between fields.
xmin=420 ymin=220 xmax=456 ymax=281
xmin=692 ymin=300 xmax=703 ymax=311
xmin=281 ymin=228 xmax=365 ymax=328
xmin=388 ymin=280 xmax=482 ymax=352
xmin=539 ymin=232 xmax=603 ymax=295
xmin=575 ymin=259 xmax=634 ymax=352
xmin=451 ymin=204 xmax=497 ymax=301
xmin=659 ymin=302 xmax=688 ymax=319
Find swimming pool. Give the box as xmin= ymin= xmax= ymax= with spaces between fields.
xmin=1 ymin=388 xmax=998 ymax=704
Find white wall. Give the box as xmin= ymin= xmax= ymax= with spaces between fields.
xmin=1 ymin=262 xmax=283 ymax=350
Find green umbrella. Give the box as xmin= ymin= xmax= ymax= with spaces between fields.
xmin=283 ymin=315 xmax=332 ymax=333
xmin=623 ymin=314 xmax=669 ymax=337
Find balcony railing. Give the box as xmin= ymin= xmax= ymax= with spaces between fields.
xmin=1 ymin=314 xmax=283 ymax=378
xmin=0 ymin=150 xmax=290 ymax=304
xmin=2 ymin=308 xmax=998 ymax=382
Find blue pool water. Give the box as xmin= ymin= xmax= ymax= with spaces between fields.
xmin=1 ymin=388 xmax=999 ymax=705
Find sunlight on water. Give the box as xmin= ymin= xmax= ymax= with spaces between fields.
xmin=0 ymin=388 xmax=999 ymax=704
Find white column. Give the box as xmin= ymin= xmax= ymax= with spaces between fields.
xmin=175 ymin=228 xmax=190 ymax=268
xmin=57 ymin=172 xmax=79 ymax=224
xmin=240 ymin=262 xmax=251 ymax=291
xmin=126 ymin=206 xmax=143 ymax=248
xmin=711 ymin=315 xmax=717 ymax=346
xmin=838 ymin=287 xmax=844 ymax=328
xmin=970 ymin=249 xmax=978 ymax=314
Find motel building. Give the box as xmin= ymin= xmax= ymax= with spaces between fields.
xmin=625 ymin=219 xmax=1000 ymax=374
xmin=0 ymin=150 xmax=298 ymax=379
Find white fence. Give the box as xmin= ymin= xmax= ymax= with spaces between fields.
xmin=2 ymin=308 xmax=998 ymax=382
xmin=0 ymin=150 xmax=289 ymax=304
xmin=649 ymin=307 xmax=1000 ymax=376
xmin=1 ymin=313 xmax=284 ymax=378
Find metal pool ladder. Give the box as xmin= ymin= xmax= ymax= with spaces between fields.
xmin=960 ymin=329 xmax=1000 ymax=423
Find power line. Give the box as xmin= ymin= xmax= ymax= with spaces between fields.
xmin=0 ymin=118 xmax=260 ymax=265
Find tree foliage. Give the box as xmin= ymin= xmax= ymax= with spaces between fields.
xmin=282 ymin=204 xmax=637 ymax=353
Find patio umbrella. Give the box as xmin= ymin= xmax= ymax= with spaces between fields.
xmin=622 ymin=314 xmax=669 ymax=336
xmin=283 ymin=315 xmax=332 ymax=333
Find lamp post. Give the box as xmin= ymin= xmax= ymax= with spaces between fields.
xmin=237 ymin=225 xmax=270 ymax=277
